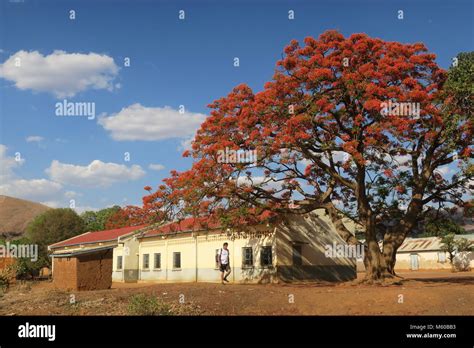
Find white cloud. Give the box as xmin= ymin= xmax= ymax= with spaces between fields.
xmin=46 ymin=159 xmax=146 ymax=188
xmin=179 ymin=136 xmax=194 ymax=151
xmin=328 ymin=151 xmax=350 ymax=164
xmin=236 ymin=175 xmax=283 ymax=191
xmin=0 ymin=178 xmax=63 ymax=202
xmin=434 ymin=165 xmax=455 ymax=178
xmin=38 ymin=201 xmax=100 ymax=214
xmin=39 ymin=201 xmax=62 ymax=208
xmin=98 ymin=104 xmax=206 ymax=141
xmin=0 ymin=144 xmax=24 ymax=181
xmin=0 ymin=50 xmax=119 ymax=97
xmin=0 ymin=144 xmax=65 ymax=201
xmin=64 ymin=190 xmax=80 ymax=199
xmin=391 ymin=154 xmax=411 ymax=172
xmin=149 ymin=163 xmax=165 ymax=171
xmin=26 ymin=135 xmax=44 ymax=143
xmin=73 ymin=205 xmax=102 ymax=214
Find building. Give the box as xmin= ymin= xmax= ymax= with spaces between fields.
xmin=395 ymin=234 xmax=474 ymax=271
xmin=112 ymin=209 xmax=357 ymax=284
xmin=48 ymin=225 xmax=146 ymax=290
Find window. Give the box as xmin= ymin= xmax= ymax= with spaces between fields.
xmin=173 ymin=252 xmax=181 ymax=269
xmin=242 ymin=247 xmax=253 ymax=267
xmin=143 ymin=254 xmax=149 ymax=269
xmin=154 ymin=253 xmax=161 ymax=269
xmin=117 ymin=256 xmax=123 ymax=270
xmin=438 ymin=252 xmax=446 ymax=263
xmin=292 ymin=245 xmax=302 ymax=266
xmin=260 ymin=246 xmax=273 ymax=267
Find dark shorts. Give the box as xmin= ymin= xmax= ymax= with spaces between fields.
xmin=220 ymin=263 xmax=230 ymax=272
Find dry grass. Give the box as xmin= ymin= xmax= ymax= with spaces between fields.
xmin=0 ymin=271 xmax=472 ymax=316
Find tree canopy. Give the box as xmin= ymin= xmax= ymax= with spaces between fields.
xmin=81 ymin=206 xmax=121 ymax=232
xmin=25 ymin=208 xmax=85 ymax=268
xmin=118 ymin=31 xmax=473 ymax=282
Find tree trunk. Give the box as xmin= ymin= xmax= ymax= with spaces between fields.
xmin=362 ymin=214 xmax=394 ymax=282
xmin=326 ymin=204 xmax=360 ymax=245
xmin=382 ymin=216 xmax=419 ymax=275
xmin=382 ymin=241 xmax=398 ymax=275
xmin=363 ymin=239 xmax=393 ymax=281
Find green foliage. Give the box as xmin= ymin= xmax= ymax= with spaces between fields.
xmin=444 ymin=51 xmax=474 ymax=115
xmin=25 ymin=208 xmax=85 ymax=269
xmin=440 ymin=233 xmax=457 ymax=264
xmin=80 ymin=206 xmax=121 ymax=232
xmin=0 ymin=237 xmax=46 ymax=278
xmin=422 ymin=217 xmax=466 ymax=237
xmin=127 ymin=294 xmax=173 ymax=316
xmin=455 ymin=238 xmax=474 ymax=253
xmin=26 ymin=208 xmax=85 ymax=246
xmin=440 ymin=233 xmax=473 ymax=266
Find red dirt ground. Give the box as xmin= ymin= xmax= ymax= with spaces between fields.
xmin=0 ymin=270 xmax=472 ymax=315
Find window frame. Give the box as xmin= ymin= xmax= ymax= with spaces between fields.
xmin=292 ymin=244 xmax=303 ymax=266
xmin=117 ymin=255 xmax=123 ymax=270
xmin=260 ymin=246 xmax=273 ymax=267
xmin=142 ymin=253 xmax=150 ymax=270
xmin=242 ymin=247 xmax=253 ymax=268
xmin=153 ymin=253 xmax=161 ymax=270
xmin=173 ymin=252 xmax=181 ymax=270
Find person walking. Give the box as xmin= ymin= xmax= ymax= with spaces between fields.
xmin=217 ymin=242 xmax=231 ymax=284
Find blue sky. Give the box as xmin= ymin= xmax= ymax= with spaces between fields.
xmin=0 ymin=0 xmax=472 ymax=212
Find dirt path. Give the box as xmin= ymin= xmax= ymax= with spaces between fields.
xmin=1 ymin=271 xmax=473 ymax=315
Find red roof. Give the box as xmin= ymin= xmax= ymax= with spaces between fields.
xmin=49 ymin=224 xmax=147 ymax=249
xmin=143 ymin=216 xmax=221 ymax=238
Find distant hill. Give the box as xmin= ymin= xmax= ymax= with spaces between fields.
xmin=0 ymin=195 xmax=51 ymax=239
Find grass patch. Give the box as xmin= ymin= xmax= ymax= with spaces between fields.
xmin=127 ymin=294 xmax=173 ymax=316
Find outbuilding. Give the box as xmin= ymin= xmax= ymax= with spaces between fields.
xmin=395 ymin=234 xmax=474 ymax=271
xmin=48 ymin=225 xmax=145 ymax=290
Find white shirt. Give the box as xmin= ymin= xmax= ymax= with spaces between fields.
xmin=220 ymin=248 xmax=229 ymax=264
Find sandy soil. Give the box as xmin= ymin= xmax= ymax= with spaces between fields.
xmin=0 ymin=270 xmax=473 ymax=315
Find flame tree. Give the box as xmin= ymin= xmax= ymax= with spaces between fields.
xmin=119 ymin=31 xmax=473 ymax=282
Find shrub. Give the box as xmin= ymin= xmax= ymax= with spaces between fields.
xmin=127 ymin=294 xmax=173 ymax=316
xmin=0 ymin=265 xmax=15 ymax=292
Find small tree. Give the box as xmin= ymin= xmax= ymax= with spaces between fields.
xmin=441 ymin=234 xmax=473 ymax=271
xmin=25 ymin=208 xmax=85 ymax=272
xmin=440 ymin=234 xmax=457 ymax=266
xmin=423 ymin=217 xmax=465 ymax=237
xmin=452 ymin=238 xmax=473 ymax=271
xmin=81 ymin=206 xmax=121 ymax=231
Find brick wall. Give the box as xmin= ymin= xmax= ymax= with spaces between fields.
xmin=76 ymin=250 xmax=113 ymax=290
xmin=52 ymin=249 xmax=113 ymax=291
xmin=52 ymin=256 xmax=78 ymax=290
